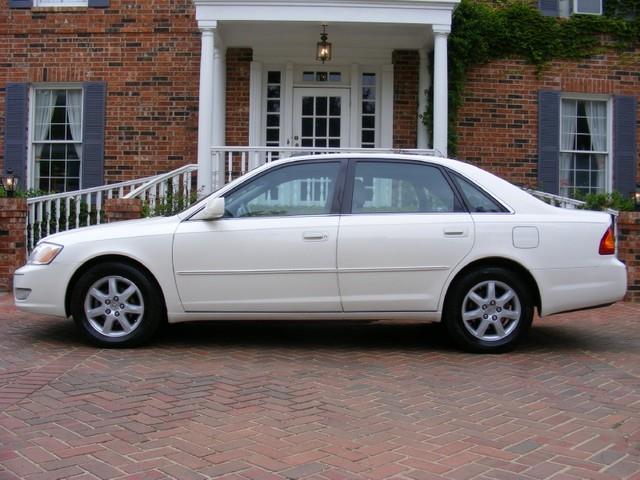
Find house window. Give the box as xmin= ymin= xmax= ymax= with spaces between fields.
xmin=33 ymin=88 xmax=83 ymax=192
xmin=361 ymin=73 xmax=376 ymax=148
xmin=35 ymin=0 xmax=88 ymax=6
xmin=573 ymin=0 xmax=602 ymax=15
xmin=560 ymin=98 xmax=608 ymax=196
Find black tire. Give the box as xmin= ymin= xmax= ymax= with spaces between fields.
xmin=70 ymin=262 xmax=164 ymax=347
xmin=443 ymin=267 xmax=533 ymax=353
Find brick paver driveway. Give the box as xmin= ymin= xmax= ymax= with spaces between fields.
xmin=1 ymin=293 xmax=639 ymax=480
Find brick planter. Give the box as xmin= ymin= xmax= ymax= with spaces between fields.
xmin=0 ymin=198 xmax=28 ymax=292
xmin=617 ymin=211 xmax=640 ymax=302
xmin=103 ymin=198 xmax=143 ymax=223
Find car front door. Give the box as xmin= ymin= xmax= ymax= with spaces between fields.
xmin=337 ymin=159 xmax=475 ymax=312
xmin=173 ymin=160 xmax=345 ymax=312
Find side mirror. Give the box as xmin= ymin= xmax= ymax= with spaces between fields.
xmin=191 ymin=197 xmax=225 ymax=221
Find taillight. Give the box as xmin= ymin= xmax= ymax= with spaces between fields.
xmin=599 ymin=226 xmax=615 ymax=255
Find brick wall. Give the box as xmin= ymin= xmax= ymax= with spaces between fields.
xmin=392 ymin=50 xmax=419 ymax=149
xmin=456 ymin=52 xmax=640 ymax=187
xmin=617 ymin=211 xmax=640 ymax=302
xmin=0 ymin=198 xmax=27 ymax=291
xmin=103 ymin=198 xmax=143 ymax=223
xmin=225 ymin=48 xmax=252 ymax=147
xmin=0 ymin=0 xmax=201 ymax=184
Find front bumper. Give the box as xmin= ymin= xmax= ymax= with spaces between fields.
xmin=13 ymin=263 xmax=71 ymax=317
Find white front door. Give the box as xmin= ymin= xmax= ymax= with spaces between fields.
xmin=293 ymin=88 xmax=350 ymax=149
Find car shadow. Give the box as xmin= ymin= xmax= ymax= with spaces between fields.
xmin=24 ymin=316 xmax=638 ymax=355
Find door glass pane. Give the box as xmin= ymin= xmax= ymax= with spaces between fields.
xmin=352 ymin=162 xmax=463 ymax=214
xmin=329 ymin=118 xmax=340 ymax=137
xmin=329 ymin=97 xmax=341 ymax=116
xmin=302 ymin=118 xmax=313 ymax=137
xmin=302 ymin=97 xmax=314 ymax=116
xmin=315 ymin=97 xmax=327 ymax=116
xmin=315 ymin=118 xmax=327 ymax=137
xmin=225 ymin=162 xmax=341 ymax=217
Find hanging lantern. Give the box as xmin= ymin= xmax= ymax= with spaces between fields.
xmin=316 ymin=24 xmax=332 ymax=63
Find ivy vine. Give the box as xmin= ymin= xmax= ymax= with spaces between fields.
xmin=428 ymin=0 xmax=640 ymax=154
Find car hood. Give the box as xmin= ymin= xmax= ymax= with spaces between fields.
xmin=41 ymin=216 xmax=182 ymax=247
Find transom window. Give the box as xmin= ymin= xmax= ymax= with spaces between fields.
xmin=225 ymin=162 xmax=340 ymax=217
xmin=302 ymin=71 xmax=342 ymax=83
xmin=352 ymin=162 xmax=463 ymax=214
xmin=32 ymin=88 xmax=83 ymax=193
xmin=560 ymin=98 xmax=608 ymax=196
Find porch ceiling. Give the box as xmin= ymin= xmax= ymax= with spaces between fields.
xmin=220 ymin=22 xmax=437 ymax=62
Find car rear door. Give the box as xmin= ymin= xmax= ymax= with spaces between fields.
xmin=337 ymin=159 xmax=474 ymax=312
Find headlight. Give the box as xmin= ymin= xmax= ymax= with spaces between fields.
xmin=28 ymin=242 xmax=64 ymax=265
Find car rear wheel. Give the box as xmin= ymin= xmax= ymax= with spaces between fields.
xmin=444 ymin=267 xmax=533 ymax=353
xmin=71 ymin=262 xmax=163 ymax=347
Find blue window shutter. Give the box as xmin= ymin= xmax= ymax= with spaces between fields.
xmin=88 ymin=0 xmax=109 ymax=7
xmin=539 ymin=0 xmax=559 ymax=16
xmin=3 ymin=83 xmax=29 ymax=186
xmin=9 ymin=0 xmax=32 ymax=8
xmin=538 ymin=90 xmax=561 ymax=195
xmin=82 ymin=82 xmax=106 ymax=189
xmin=613 ymin=96 xmax=637 ymax=197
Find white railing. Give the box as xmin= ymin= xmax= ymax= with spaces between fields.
xmin=124 ymin=164 xmax=199 ymax=215
xmin=210 ymin=146 xmax=436 ymax=189
xmin=525 ymin=188 xmax=619 ymax=217
xmin=27 ymin=174 xmax=159 ymax=251
xmin=26 ymin=164 xmax=198 ymax=251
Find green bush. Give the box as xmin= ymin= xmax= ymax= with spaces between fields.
xmin=574 ymin=190 xmax=635 ymax=211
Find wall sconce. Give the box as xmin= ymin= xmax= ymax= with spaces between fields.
xmin=633 ymin=185 xmax=640 ymax=211
xmin=1 ymin=170 xmax=18 ymax=198
xmin=316 ymin=24 xmax=332 ymax=64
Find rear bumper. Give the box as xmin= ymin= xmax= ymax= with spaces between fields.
xmin=535 ymin=259 xmax=627 ymax=316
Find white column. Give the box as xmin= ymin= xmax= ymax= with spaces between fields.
xmin=350 ymin=63 xmax=359 ymax=147
xmin=196 ymin=26 xmax=215 ymax=194
xmin=417 ymin=47 xmax=430 ymax=149
xmin=212 ymin=34 xmax=226 ymax=189
xmin=248 ymin=61 xmax=263 ymax=170
xmin=432 ymin=24 xmax=450 ymax=157
xmin=212 ymin=35 xmax=226 ymax=147
xmin=380 ymin=64 xmax=394 ymax=148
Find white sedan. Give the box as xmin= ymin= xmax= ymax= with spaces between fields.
xmin=14 ymin=154 xmax=627 ymax=352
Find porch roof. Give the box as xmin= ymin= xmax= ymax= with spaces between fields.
xmin=193 ymin=0 xmax=460 ymax=29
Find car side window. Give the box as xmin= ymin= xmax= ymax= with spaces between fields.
xmin=224 ymin=162 xmax=340 ymax=217
xmin=451 ymin=173 xmax=507 ymax=213
xmin=351 ymin=162 xmax=464 ymax=214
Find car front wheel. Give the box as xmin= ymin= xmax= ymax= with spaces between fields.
xmin=444 ymin=267 xmax=533 ymax=353
xmin=70 ymin=262 xmax=163 ymax=347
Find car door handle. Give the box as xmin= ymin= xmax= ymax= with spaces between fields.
xmin=443 ymin=227 xmax=468 ymax=237
xmin=303 ymin=232 xmax=328 ymax=241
